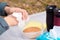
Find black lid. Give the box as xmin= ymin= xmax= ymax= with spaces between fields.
xmin=46 ymin=5 xmax=56 ymax=13
xmin=54 ymin=8 xmax=60 ymax=17
xmin=46 ymin=5 xmax=56 ymax=32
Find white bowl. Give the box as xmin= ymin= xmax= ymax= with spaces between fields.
xmin=22 ymin=30 xmax=43 ymax=39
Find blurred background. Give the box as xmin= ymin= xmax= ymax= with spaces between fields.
xmin=0 ymin=0 xmax=60 ymax=14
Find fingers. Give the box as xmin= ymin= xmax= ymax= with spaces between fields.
xmin=9 ymin=15 xmax=19 ymax=25
xmin=22 ymin=9 xmax=28 ymax=20
xmin=10 ymin=7 xmax=28 ymax=20
xmin=17 ymin=9 xmax=28 ymax=20
xmin=4 ymin=15 xmax=18 ymax=26
xmin=12 ymin=8 xmax=28 ymax=20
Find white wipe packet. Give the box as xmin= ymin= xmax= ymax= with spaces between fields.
xmin=9 ymin=12 xmax=26 ymax=37
xmin=12 ymin=12 xmax=25 ymax=31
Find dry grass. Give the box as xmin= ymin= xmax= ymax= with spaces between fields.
xmin=1 ymin=0 xmax=60 ymax=14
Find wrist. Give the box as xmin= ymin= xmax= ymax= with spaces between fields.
xmin=4 ymin=17 xmax=10 ymax=26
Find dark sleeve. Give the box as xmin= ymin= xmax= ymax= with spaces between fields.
xmin=0 ymin=2 xmax=8 ymax=16
xmin=0 ymin=17 xmax=9 ymax=35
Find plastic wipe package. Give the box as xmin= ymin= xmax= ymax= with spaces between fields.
xmin=6 ymin=12 xmax=26 ymax=37
xmin=12 ymin=12 xmax=25 ymax=30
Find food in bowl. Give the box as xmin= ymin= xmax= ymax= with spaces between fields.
xmin=23 ymin=27 xmax=41 ymax=32
xmin=22 ymin=21 xmax=43 ymax=38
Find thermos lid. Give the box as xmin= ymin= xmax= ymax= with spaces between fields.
xmin=46 ymin=5 xmax=56 ymax=32
xmin=46 ymin=5 xmax=56 ymax=13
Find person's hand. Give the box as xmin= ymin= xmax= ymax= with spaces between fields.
xmin=4 ymin=15 xmax=18 ymax=26
xmin=4 ymin=6 xmax=28 ymax=20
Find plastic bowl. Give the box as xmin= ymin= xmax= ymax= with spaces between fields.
xmin=22 ymin=31 xmax=42 ymax=39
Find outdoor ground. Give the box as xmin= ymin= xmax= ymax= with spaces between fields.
xmin=0 ymin=0 xmax=60 ymax=14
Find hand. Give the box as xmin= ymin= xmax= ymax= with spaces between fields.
xmin=4 ymin=15 xmax=18 ymax=26
xmin=4 ymin=6 xmax=28 ymax=20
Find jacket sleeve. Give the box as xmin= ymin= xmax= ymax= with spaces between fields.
xmin=0 ymin=2 xmax=8 ymax=16
xmin=0 ymin=17 xmax=9 ymax=35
